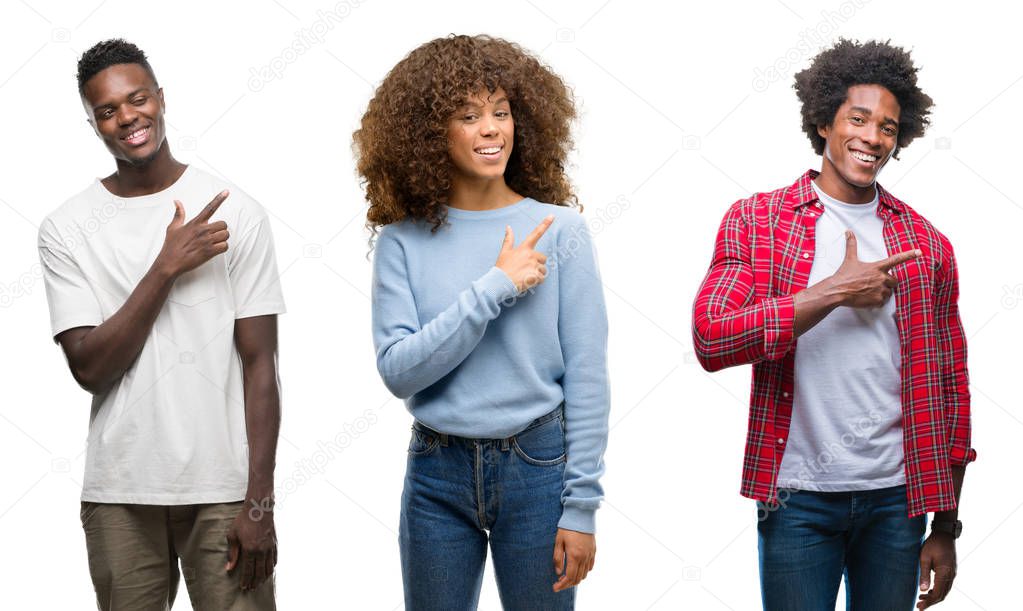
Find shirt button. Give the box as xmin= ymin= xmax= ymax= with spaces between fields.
xmin=777 ymin=438 xmax=785 ymax=444
xmin=802 ymin=252 xmax=810 ymax=259
xmin=782 ymin=392 xmax=789 ymax=398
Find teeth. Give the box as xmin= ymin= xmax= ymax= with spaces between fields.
xmin=124 ymin=127 xmax=148 ymax=140
xmin=851 ymin=150 xmax=878 ymax=162
xmin=476 ymin=147 xmax=501 ymax=154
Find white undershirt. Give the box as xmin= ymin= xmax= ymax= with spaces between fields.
xmin=776 ymin=182 xmax=905 ymax=491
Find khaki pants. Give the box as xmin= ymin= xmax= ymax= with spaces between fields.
xmin=81 ymin=501 xmax=276 ymax=611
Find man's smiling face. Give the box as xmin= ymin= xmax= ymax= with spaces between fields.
xmin=81 ymin=62 xmax=166 ymax=167
xmin=818 ymin=83 xmax=901 ymax=190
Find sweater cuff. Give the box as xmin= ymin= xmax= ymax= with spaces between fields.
xmin=558 ymin=506 xmax=596 ymax=534
xmin=479 ymin=266 xmax=519 ymax=304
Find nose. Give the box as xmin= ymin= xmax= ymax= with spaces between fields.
xmin=480 ymin=114 xmax=499 ymax=137
xmin=115 ymin=103 xmax=138 ymax=127
xmin=859 ymin=123 xmax=883 ymax=148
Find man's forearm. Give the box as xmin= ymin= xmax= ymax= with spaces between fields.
xmin=694 ymin=272 xmax=847 ymax=372
xmin=241 ymin=352 xmax=281 ymax=505
xmin=934 ymin=465 xmax=966 ymax=523
xmin=793 ymin=276 xmax=845 ymax=337
xmin=60 ymin=260 xmax=177 ymax=394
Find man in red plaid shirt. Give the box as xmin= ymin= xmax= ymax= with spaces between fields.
xmin=693 ymin=40 xmax=974 ymax=610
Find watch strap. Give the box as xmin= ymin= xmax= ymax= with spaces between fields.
xmin=931 ymin=519 xmax=962 ymax=539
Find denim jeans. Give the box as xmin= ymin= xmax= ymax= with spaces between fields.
xmin=399 ymin=405 xmax=574 ymax=611
xmin=757 ymin=485 xmax=926 ymax=611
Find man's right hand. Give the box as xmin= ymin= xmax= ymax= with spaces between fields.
xmin=495 ymin=215 xmax=554 ymax=293
xmin=157 ymin=190 xmax=230 ymax=278
xmin=827 ymin=230 xmax=921 ymax=308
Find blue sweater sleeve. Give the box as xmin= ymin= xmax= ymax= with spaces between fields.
xmin=371 ymin=226 xmax=519 ymax=399
xmin=555 ymin=216 xmax=611 ymax=533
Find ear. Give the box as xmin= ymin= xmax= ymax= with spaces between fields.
xmin=157 ymin=87 xmax=165 ymax=112
xmin=816 ymin=123 xmax=829 ymax=140
xmin=81 ymin=98 xmax=100 ymax=136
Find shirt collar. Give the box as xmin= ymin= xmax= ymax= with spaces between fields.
xmin=784 ymin=169 xmax=905 ymax=214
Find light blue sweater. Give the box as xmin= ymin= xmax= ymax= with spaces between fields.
xmin=371 ymin=197 xmax=610 ymax=533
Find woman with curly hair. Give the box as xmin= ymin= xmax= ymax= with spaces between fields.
xmin=354 ymin=35 xmax=609 ymax=609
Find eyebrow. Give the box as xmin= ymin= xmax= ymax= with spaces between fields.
xmin=849 ymin=105 xmax=898 ymax=125
xmin=92 ymin=87 xmax=149 ymax=111
xmin=459 ymin=96 xmax=510 ymax=109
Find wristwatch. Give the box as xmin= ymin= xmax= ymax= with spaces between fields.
xmin=931 ymin=519 xmax=962 ymax=539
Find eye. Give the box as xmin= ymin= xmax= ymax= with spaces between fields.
xmin=132 ymin=96 xmax=147 ymax=105
xmin=849 ymin=115 xmax=865 ymax=124
xmin=495 ymin=110 xmax=511 ymax=118
xmin=462 ymin=113 xmax=479 ymax=121
xmin=882 ymin=125 xmax=897 ymax=136
xmin=100 ymin=109 xmax=114 ymax=119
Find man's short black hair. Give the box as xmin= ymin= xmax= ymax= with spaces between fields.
xmin=77 ymin=38 xmax=157 ymax=95
xmin=794 ymin=39 xmax=933 ymax=159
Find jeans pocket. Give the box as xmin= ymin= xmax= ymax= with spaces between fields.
xmin=408 ymin=427 xmax=439 ymax=457
xmin=511 ymin=416 xmax=566 ymax=466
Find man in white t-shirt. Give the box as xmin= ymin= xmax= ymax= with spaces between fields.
xmin=39 ymin=39 xmax=284 ymax=610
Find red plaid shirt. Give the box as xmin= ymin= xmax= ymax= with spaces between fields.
xmin=693 ymin=170 xmax=976 ymax=517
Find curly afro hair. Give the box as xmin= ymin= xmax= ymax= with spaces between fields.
xmin=77 ymin=38 xmax=157 ymax=95
xmin=794 ymin=39 xmax=933 ymax=159
xmin=354 ymin=34 xmax=578 ymax=234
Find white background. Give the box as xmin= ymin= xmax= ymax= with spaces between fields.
xmin=1 ymin=0 xmax=1019 ymax=609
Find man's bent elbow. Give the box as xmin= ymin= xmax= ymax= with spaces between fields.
xmin=70 ymin=365 xmax=111 ymax=396
xmin=692 ymin=318 xmax=727 ymax=372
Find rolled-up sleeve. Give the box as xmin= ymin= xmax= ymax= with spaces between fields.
xmin=692 ymin=200 xmax=795 ymax=372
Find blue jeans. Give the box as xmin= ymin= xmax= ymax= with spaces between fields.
xmin=757 ymin=485 xmax=926 ymax=611
xmin=399 ymin=406 xmax=574 ymax=611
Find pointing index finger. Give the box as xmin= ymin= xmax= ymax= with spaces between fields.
xmin=878 ymin=248 xmax=922 ymax=271
xmin=521 ymin=215 xmax=555 ymax=249
xmin=194 ymin=190 xmax=230 ymax=223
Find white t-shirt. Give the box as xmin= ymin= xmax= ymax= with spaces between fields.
xmin=38 ymin=165 xmax=286 ymax=504
xmin=776 ymin=182 xmax=905 ymax=492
